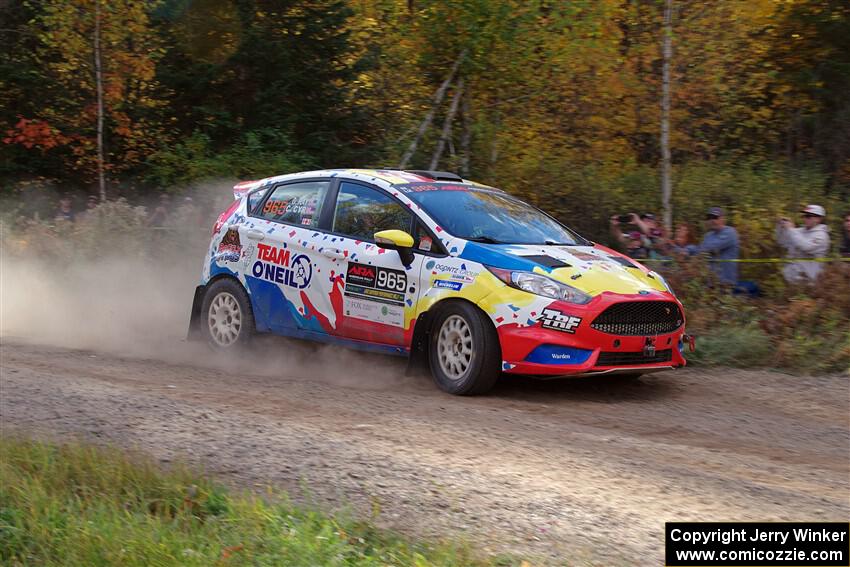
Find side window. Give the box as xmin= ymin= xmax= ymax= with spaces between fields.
xmin=333 ymin=182 xmax=412 ymax=241
xmin=413 ymin=220 xmax=441 ymax=254
xmin=248 ymin=186 xmax=270 ymax=214
xmin=259 ymin=181 xmax=329 ymax=227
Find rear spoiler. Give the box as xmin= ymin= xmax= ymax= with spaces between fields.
xmin=232 ymin=180 xmax=262 ymax=200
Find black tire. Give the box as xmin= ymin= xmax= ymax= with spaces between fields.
xmin=200 ymin=278 xmax=255 ymax=350
xmin=428 ymin=301 xmax=501 ymax=395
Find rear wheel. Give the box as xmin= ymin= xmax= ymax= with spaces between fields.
xmin=201 ymin=279 xmax=255 ymax=350
xmin=428 ymin=302 xmax=501 ymax=395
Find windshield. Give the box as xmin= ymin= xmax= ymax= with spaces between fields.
xmin=402 ymin=185 xmax=589 ymax=245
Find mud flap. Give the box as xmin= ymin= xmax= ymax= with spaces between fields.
xmin=404 ymin=311 xmax=431 ymax=377
xmin=186 ymin=285 xmax=205 ymax=341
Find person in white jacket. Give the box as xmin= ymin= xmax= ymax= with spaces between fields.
xmin=776 ymin=204 xmax=831 ymax=283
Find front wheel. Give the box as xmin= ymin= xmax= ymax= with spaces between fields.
xmin=201 ymin=279 xmax=255 ymax=350
xmin=428 ymin=302 xmax=501 ymax=395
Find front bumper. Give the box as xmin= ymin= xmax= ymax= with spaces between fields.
xmin=497 ymin=292 xmax=688 ymax=376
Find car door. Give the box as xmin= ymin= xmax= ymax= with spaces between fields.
xmin=242 ymin=179 xmax=332 ymax=335
xmin=319 ymin=180 xmax=426 ymax=347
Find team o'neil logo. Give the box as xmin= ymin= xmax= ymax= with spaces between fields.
xmin=252 ymin=243 xmax=312 ymax=289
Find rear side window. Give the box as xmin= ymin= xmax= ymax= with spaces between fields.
xmin=260 ymin=181 xmax=330 ymax=227
xmin=333 ymin=182 xmax=412 ymax=241
xmin=248 ymin=186 xmax=270 ymax=214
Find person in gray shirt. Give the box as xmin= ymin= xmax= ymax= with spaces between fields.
xmin=689 ymin=207 xmax=740 ymax=285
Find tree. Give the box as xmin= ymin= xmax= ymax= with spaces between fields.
xmin=3 ymin=0 xmax=168 ymax=190
xmin=154 ymin=0 xmax=373 ymax=168
xmin=660 ymin=0 xmax=673 ymax=233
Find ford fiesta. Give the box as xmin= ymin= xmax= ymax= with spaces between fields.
xmin=188 ymin=169 xmax=689 ymax=395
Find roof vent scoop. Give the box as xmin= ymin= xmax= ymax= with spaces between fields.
xmin=406 ymin=170 xmax=464 ymax=182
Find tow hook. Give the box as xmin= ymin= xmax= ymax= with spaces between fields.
xmin=683 ymin=334 xmax=696 ymax=352
xmin=643 ymin=337 xmax=656 ymax=357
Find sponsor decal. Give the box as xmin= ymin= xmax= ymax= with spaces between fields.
xmin=213 ymin=200 xmax=241 ymax=235
xmin=523 ymin=344 xmax=593 ymax=365
xmin=251 ymin=243 xmax=312 ymax=289
xmin=419 ymin=235 xmax=433 ymax=251
xmin=432 ymin=262 xmax=478 ymax=283
xmin=433 ymin=279 xmax=463 ymax=291
xmin=396 ymin=182 xmax=472 ymax=193
xmin=343 ymin=262 xmax=407 ymax=327
xmin=262 ymin=196 xmax=318 ymax=217
xmin=215 ymin=228 xmax=242 ymax=262
xmin=570 ymin=251 xmax=604 ymax=262
xmin=539 ymin=308 xmax=582 ymax=333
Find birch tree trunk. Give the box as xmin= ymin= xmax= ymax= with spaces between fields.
xmin=94 ymin=0 xmax=106 ymax=201
xmin=429 ymin=78 xmax=464 ymax=170
xmin=459 ymin=84 xmax=472 ymax=177
xmin=660 ymin=0 xmax=673 ymax=233
xmin=398 ymin=50 xmax=465 ymax=169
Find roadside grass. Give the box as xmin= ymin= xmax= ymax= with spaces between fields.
xmin=0 ymin=436 xmax=512 ymax=566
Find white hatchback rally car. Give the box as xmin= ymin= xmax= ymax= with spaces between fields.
xmin=188 ymin=169 xmax=688 ymax=394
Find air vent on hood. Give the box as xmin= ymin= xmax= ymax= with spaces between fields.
xmin=520 ymin=255 xmax=571 ymax=269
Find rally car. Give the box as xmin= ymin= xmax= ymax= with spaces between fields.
xmin=188 ymin=169 xmax=689 ymax=395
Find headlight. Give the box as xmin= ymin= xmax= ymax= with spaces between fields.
xmin=651 ymin=271 xmax=676 ymax=296
xmin=486 ymin=267 xmax=592 ymax=304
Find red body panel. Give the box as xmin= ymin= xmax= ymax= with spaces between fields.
xmin=498 ymin=290 xmax=687 ymax=375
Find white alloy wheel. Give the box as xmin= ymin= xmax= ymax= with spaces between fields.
xmin=207 ymin=291 xmax=243 ymax=347
xmin=437 ymin=314 xmax=474 ymax=380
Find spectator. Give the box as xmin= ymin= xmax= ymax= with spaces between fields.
xmin=147 ymin=194 xmax=170 ymax=227
xmin=632 ymin=212 xmax=668 ymax=258
xmin=690 ymin=207 xmax=739 ymax=285
xmin=666 ymin=222 xmax=695 ymax=255
xmin=54 ymin=196 xmax=75 ymax=223
xmin=610 ymin=215 xmax=650 ymax=258
xmin=776 ymin=204 xmax=830 ymax=283
xmin=77 ymin=195 xmax=98 ymax=222
xmin=841 ymin=211 xmax=850 ymax=257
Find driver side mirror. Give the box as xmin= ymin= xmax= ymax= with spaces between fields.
xmin=374 ymin=229 xmax=415 ymax=266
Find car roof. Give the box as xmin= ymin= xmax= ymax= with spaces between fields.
xmin=254 ymin=169 xmax=500 ymax=191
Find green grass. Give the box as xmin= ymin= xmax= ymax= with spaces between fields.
xmin=0 ymin=436 xmax=512 ymax=566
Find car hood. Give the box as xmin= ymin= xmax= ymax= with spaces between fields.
xmin=459 ymin=242 xmax=669 ymax=296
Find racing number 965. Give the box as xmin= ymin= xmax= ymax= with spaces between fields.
xmin=377 ymin=269 xmax=406 ymax=292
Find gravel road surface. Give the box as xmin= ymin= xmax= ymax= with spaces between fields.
xmin=1 ymin=338 xmax=848 ymax=565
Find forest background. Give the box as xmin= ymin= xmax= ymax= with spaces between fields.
xmin=1 ymin=0 xmax=848 ymax=371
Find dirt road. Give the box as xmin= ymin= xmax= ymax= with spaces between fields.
xmin=1 ymin=338 xmax=848 ymax=564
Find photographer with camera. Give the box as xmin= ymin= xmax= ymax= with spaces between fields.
xmin=610 ymin=212 xmax=668 ymax=259
xmin=776 ymin=204 xmax=830 ymax=283
xmin=609 ymin=214 xmax=651 ymax=259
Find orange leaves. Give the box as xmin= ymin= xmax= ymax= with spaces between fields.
xmin=3 ymin=118 xmax=70 ymax=150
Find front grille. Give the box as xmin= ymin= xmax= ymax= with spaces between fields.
xmin=596 ymin=349 xmax=673 ymax=366
xmin=590 ymin=301 xmax=683 ymax=336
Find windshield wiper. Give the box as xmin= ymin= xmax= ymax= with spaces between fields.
xmin=544 ymin=239 xmax=588 ymax=246
xmin=465 ymin=236 xmax=504 ymax=244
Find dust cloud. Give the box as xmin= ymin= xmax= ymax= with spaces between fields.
xmin=0 ymin=184 xmax=415 ymax=391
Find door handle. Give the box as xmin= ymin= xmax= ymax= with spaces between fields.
xmin=321 ymin=248 xmax=346 ymax=260
xmin=245 ymin=229 xmax=265 ymax=241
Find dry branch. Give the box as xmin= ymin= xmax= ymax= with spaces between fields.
xmin=398 ymin=50 xmax=466 ymax=168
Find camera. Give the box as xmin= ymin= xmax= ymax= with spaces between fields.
xmin=617 ymin=214 xmax=632 ymax=224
